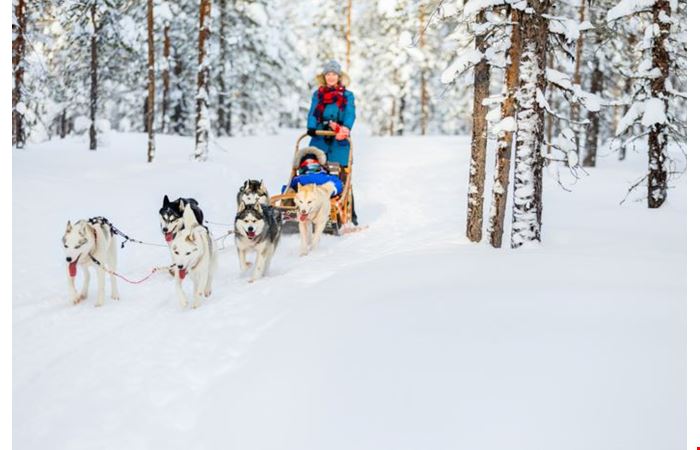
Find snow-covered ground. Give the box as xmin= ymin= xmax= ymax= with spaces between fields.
xmin=13 ymin=129 xmax=685 ymax=450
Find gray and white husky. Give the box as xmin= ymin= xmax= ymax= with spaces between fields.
xmin=234 ymin=202 xmax=282 ymax=283
xmin=169 ymin=204 xmax=217 ymax=309
xmin=62 ymin=218 xmax=120 ymax=307
xmin=237 ymin=179 xmax=270 ymax=209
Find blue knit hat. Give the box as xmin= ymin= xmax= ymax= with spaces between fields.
xmin=322 ymin=60 xmax=342 ymax=75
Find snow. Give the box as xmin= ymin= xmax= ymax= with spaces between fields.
xmin=13 ymin=130 xmax=685 ymax=450
xmin=607 ymin=0 xmax=656 ymax=22
xmin=641 ymin=97 xmax=667 ymax=127
xmin=441 ymin=49 xmax=483 ymax=84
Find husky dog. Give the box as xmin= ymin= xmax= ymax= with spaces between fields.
xmin=234 ymin=202 xmax=282 ymax=283
xmin=169 ymin=205 xmax=217 ymax=309
xmin=237 ymin=179 xmax=270 ymax=209
xmin=62 ymin=218 xmax=120 ymax=307
xmin=293 ymin=182 xmax=336 ymax=256
xmin=159 ymin=195 xmax=205 ymax=243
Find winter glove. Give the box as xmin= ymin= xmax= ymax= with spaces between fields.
xmin=336 ymin=126 xmax=350 ymax=140
xmin=328 ymin=121 xmax=341 ymax=133
xmin=307 ymin=128 xmax=317 ymax=136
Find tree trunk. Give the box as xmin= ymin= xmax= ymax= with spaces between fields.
xmin=345 ymin=0 xmax=352 ymax=70
xmin=419 ymin=4 xmax=428 ymax=135
xmin=647 ymin=0 xmax=670 ymax=208
xmin=466 ymin=11 xmax=490 ymax=243
xmin=89 ymin=1 xmax=98 ymax=151
xmin=194 ymin=0 xmax=211 ymax=161
xmin=510 ymin=1 xmax=549 ymax=248
xmin=12 ymin=0 xmax=27 ymax=148
xmin=216 ymin=0 xmax=230 ymax=136
xmin=583 ymin=4 xmax=604 ymax=167
xmin=161 ymin=23 xmax=171 ymax=133
xmin=570 ymin=0 xmax=586 ymax=156
xmin=487 ymin=7 xmax=521 ymax=248
xmin=146 ymin=0 xmax=156 ymax=162
xmin=172 ymin=50 xmax=185 ymax=135
xmin=60 ymin=109 xmax=68 ymax=138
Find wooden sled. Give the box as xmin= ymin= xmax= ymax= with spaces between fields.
xmin=270 ymin=130 xmax=355 ymax=236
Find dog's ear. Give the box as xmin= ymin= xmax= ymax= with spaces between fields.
xmin=163 ymin=195 xmax=170 ymax=207
xmin=179 ymin=199 xmax=185 ymax=211
xmin=237 ymin=202 xmax=246 ymax=213
xmin=182 ymin=204 xmax=198 ymax=230
xmin=66 ymin=221 xmax=72 ymax=233
xmin=254 ymin=202 xmax=263 ymax=214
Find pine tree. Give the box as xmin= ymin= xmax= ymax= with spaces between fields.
xmin=488 ymin=6 xmax=522 ymax=248
xmin=194 ymin=0 xmax=211 ymax=161
xmin=146 ymin=0 xmax=156 ymax=162
xmin=13 ymin=0 xmax=27 ymax=148
xmin=608 ymin=0 xmax=686 ymax=208
xmin=466 ymin=11 xmax=491 ymax=243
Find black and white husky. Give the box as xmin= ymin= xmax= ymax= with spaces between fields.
xmin=159 ymin=195 xmax=205 ymax=243
xmin=62 ymin=217 xmax=120 ymax=307
xmin=237 ymin=179 xmax=270 ymax=209
xmin=234 ymin=202 xmax=282 ymax=283
xmin=169 ymin=204 xmax=217 ymax=309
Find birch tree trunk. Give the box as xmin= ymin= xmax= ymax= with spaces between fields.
xmin=146 ymin=0 xmax=156 ymax=162
xmin=12 ymin=0 xmax=27 ymax=148
xmin=89 ymin=1 xmax=98 ymax=151
xmin=194 ymin=0 xmax=211 ymax=161
xmin=510 ymin=2 xmax=549 ymax=248
xmin=487 ymin=7 xmax=521 ymax=248
xmin=466 ymin=11 xmax=490 ymax=243
xmin=647 ymin=0 xmax=670 ymax=208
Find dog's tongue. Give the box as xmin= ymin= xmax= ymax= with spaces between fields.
xmin=299 ymin=212 xmax=309 ymax=222
xmin=165 ymin=232 xmax=174 ymax=242
xmin=68 ymin=261 xmax=78 ymax=277
xmin=246 ymin=231 xmax=256 ymax=239
xmin=178 ymin=268 xmax=187 ymax=280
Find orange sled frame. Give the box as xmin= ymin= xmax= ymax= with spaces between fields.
xmin=270 ymin=130 xmax=354 ymax=236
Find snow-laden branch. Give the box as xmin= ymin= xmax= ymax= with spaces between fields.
xmin=607 ymin=0 xmax=655 ymax=22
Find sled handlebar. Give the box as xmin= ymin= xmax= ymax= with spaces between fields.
xmin=295 ymin=131 xmax=352 ymax=151
xmin=313 ymin=130 xmax=338 ymax=137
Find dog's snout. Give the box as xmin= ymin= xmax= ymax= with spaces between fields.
xmin=177 ymin=264 xmax=184 ymax=269
xmin=66 ymin=256 xmax=72 ymax=262
xmin=162 ymin=227 xmax=168 ymax=232
xmin=247 ymin=226 xmax=254 ymax=232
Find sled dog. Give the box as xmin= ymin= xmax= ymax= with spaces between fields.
xmin=159 ymin=195 xmax=205 ymax=243
xmin=63 ymin=217 xmax=120 ymax=307
xmin=169 ymin=204 xmax=217 ymax=309
xmin=234 ymin=202 xmax=282 ymax=282
xmin=293 ymin=182 xmax=336 ymax=256
xmin=237 ymin=179 xmax=270 ymax=210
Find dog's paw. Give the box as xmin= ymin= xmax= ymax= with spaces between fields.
xmin=204 ymin=289 xmax=212 ymax=297
xmin=111 ymin=294 xmax=120 ymax=301
xmin=94 ymin=302 xmax=104 ymax=308
xmin=299 ymin=250 xmax=308 ymax=257
xmin=71 ymin=296 xmax=81 ymax=305
xmin=248 ymin=278 xmax=257 ymax=284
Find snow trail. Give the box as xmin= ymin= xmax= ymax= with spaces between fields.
xmin=13 ymin=131 xmax=685 ymax=450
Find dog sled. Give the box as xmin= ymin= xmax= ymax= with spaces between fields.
xmin=270 ymin=130 xmax=355 ymax=236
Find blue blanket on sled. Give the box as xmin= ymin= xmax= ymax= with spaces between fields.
xmin=282 ymin=173 xmax=343 ymax=197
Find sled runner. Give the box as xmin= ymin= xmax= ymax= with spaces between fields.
xmin=271 ymin=130 xmax=355 ymax=236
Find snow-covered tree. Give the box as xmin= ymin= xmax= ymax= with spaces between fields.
xmin=607 ymin=0 xmax=686 ymax=208
xmin=194 ymin=0 xmax=211 ymax=161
